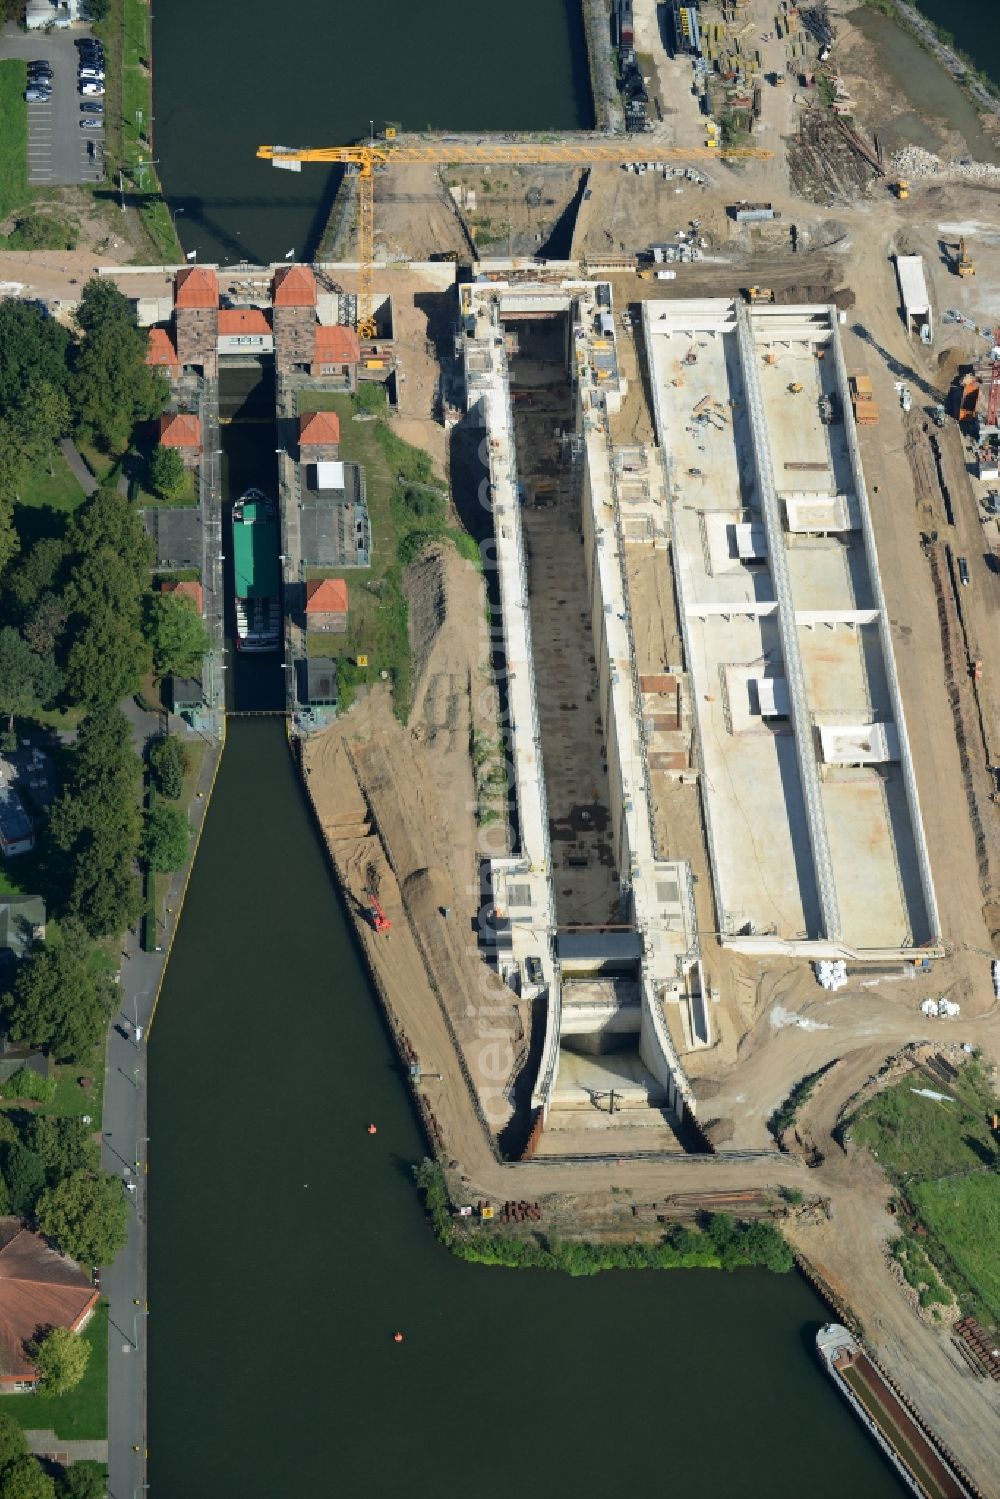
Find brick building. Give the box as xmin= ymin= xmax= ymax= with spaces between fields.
xmin=298 ymin=409 xmax=340 ymax=463
xmin=272 ymin=264 xmax=319 ymax=374
xmin=305 ymin=577 xmax=349 ymax=634
xmin=173 ymin=267 xmax=220 ymax=377
xmin=158 ymin=413 xmax=203 ymax=467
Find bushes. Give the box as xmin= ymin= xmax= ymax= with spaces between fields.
xmin=413 ymin=1160 xmax=793 ymax=1276
xmin=142 ymin=802 xmax=189 ymax=872
xmin=148 ymin=734 xmax=190 ymax=800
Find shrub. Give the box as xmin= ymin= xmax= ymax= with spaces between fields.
xmin=148 ymin=734 xmax=190 ymax=800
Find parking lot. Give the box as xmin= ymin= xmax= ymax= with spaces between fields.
xmin=0 ymin=26 xmax=103 ymax=187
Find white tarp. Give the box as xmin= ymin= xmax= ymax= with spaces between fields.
xmin=818 ymin=721 xmax=900 ymax=765
xmin=314 ymin=461 xmax=345 ymax=491
xmin=734 ymin=521 xmax=767 ymax=559
xmin=754 ymin=676 xmax=790 ymax=718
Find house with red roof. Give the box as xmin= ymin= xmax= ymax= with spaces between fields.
xmin=157 ymin=412 xmax=202 ymax=467
xmin=298 ymin=409 xmax=340 ymax=462
xmin=312 ymin=324 xmax=361 ymax=381
xmin=217 ymin=308 xmax=273 ymax=356
xmin=305 ymin=577 xmax=349 ymax=634
xmin=160 ymin=578 xmax=204 ymax=615
xmin=0 ymin=1220 xmax=98 ymax=1390
xmin=146 ymin=327 xmax=180 ymax=381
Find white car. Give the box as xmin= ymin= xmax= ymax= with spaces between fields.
xmin=79 ymin=82 xmax=104 ymax=96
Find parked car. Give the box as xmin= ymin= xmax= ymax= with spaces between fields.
xmin=79 ymin=101 xmax=104 ymax=115
xmin=79 ymin=68 xmax=105 ymax=80
xmin=25 ymin=86 xmax=52 ymax=101
xmin=79 ymin=118 xmax=103 ymax=130
xmin=959 ymin=557 xmax=971 ymax=586
xmin=28 ymin=65 xmax=53 ymax=77
xmin=27 ymin=59 xmax=52 ymax=70
xmin=79 ymin=82 xmax=104 ymax=96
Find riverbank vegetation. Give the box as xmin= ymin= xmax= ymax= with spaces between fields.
xmin=848 ymin=1054 xmax=1000 ymax=1327
xmin=94 ymin=0 xmax=182 ymax=262
xmin=414 ymin=1159 xmax=794 ymax=1275
xmin=299 ymin=385 xmax=478 ymax=718
xmin=767 ymin=1060 xmax=836 ymax=1140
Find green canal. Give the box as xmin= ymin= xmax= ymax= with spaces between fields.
xmin=152 ymin=0 xmax=594 ymax=265
xmin=148 ymin=369 xmax=905 ymax=1494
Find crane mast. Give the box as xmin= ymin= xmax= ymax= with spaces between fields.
xmin=257 ymin=138 xmax=773 ymax=336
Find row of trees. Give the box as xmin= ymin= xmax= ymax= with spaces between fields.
xmin=0 ymin=1107 xmax=126 ymax=1267
xmin=0 ymin=1411 xmax=104 ymax=1499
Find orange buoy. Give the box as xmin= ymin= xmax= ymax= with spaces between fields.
xmin=393 ymin=1331 xmax=404 ymax=1343
xmin=368 ymin=1123 xmax=377 ymax=1135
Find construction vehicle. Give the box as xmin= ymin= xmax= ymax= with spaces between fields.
xmin=787 ymin=381 xmax=803 ymax=394
xmin=257 ymin=137 xmax=773 ymax=337
xmin=366 ymin=892 xmax=391 ymax=934
xmin=956 ymin=237 xmax=976 ymax=277
xmin=892 ymin=179 xmax=909 ymax=200
xmin=743 ymin=286 xmax=775 ymax=303
xmin=850 ymin=373 xmax=879 ymax=426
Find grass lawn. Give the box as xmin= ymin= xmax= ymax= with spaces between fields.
xmin=7 ymin=1303 xmax=108 ymax=1440
xmin=15 ymin=450 xmax=88 ymax=515
xmin=296 ymin=389 xmax=463 ymax=715
xmin=134 ymin=468 xmax=198 ymax=509
xmin=0 ymin=60 xmax=29 ymax=220
xmin=852 ymin=1061 xmax=998 ymax=1181
xmin=852 ymin=1058 xmax=1000 ymax=1326
xmin=911 ymin=1174 xmax=1000 ymax=1324
xmin=74 ymin=440 xmax=120 ymax=487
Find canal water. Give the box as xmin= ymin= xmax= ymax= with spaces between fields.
xmin=909 ymin=0 xmax=1000 ymax=97
xmin=147 ymin=369 xmax=905 ymax=1494
xmin=151 ymin=0 xmax=593 ymax=266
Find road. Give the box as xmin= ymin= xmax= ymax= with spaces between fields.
xmin=101 ymin=731 xmax=222 ymax=1499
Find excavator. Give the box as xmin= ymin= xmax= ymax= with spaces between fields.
xmin=956 ymin=237 xmax=976 ymax=278
xmin=257 ymin=134 xmax=773 ymax=336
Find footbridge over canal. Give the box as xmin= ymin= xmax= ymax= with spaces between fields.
xmin=463 ymin=273 xmax=703 ymax=1154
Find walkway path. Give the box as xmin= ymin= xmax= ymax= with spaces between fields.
xmin=58 ymin=438 xmax=97 ymax=497
xmin=24 ymin=1432 xmax=108 ymax=1465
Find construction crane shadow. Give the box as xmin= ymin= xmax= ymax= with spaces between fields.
xmin=849 ymin=322 xmax=939 ymax=404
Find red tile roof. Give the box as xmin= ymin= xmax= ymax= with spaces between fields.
xmin=298 ymin=410 xmax=341 ymax=446
xmin=0 ymin=1220 xmax=98 ymax=1382
xmin=160 ymin=579 xmax=204 ymax=613
xmin=217 ymin=308 xmax=271 ymax=336
xmin=146 ymin=326 xmax=179 ymax=369
xmin=158 ymin=413 xmax=202 ymax=449
xmin=174 ymin=267 xmax=219 ymax=309
xmin=273 ymin=264 xmax=317 ymax=307
xmin=305 ymin=578 xmax=348 ymax=614
xmin=314 ymin=325 xmax=361 ymax=364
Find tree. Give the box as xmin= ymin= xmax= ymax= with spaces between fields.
xmin=0 ymin=1409 xmax=27 ymax=1469
xmin=0 ymin=1455 xmax=56 ymax=1499
xmin=2 ymin=929 xmax=117 ymax=1061
xmin=5 ymin=537 xmax=70 ymax=617
xmin=71 ymin=282 xmax=167 ymax=453
xmin=36 ymin=1171 xmax=128 ymax=1266
xmin=142 ymin=803 xmax=189 ymax=872
xmin=67 ymin=485 xmax=155 ymax=590
xmin=64 ymin=607 xmax=150 ymax=710
xmin=56 ymin=1462 xmax=106 ymax=1499
xmin=47 ymin=713 xmax=144 ymax=936
xmin=30 ymin=1327 xmax=90 ymax=1396
xmin=1 ymin=1141 xmax=47 ymax=1218
xmin=149 ymin=735 xmax=190 ymax=800
xmin=23 ymin=593 xmax=69 ymax=659
xmin=147 ymin=444 xmax=186 ymax=502
xmin=0 ymin=301 xmax=70 ymax=413
xmin=146 ymin=592 xmax=209 ymax=678
xmin=0 ymin=628 xmax=61 ymax=731
xmin=25 ymin=1116 xmax=99 ymax=1186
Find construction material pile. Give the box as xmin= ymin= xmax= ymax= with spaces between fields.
xmin=920 ymin=997 xmax=961 ymax=1018
xmin=890 ymin=146 xmax=1000 ymax=185
xmin=815 ymin=959 xmax=848 ymax=990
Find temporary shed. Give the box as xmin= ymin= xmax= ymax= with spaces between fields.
xmin=895 ymin=255 xmax=932 ymax=342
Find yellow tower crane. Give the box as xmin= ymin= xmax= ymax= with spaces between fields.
xmin=256 ymin=139 xmax=773 ymax=336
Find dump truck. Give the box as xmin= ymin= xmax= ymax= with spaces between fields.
xmin=851 ymin=373 xmax=879 ymax=426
